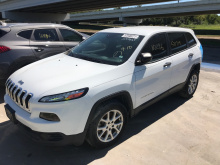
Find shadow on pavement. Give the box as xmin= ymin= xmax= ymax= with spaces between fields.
xmin=0 ymin=87 xmax=5 ymax=104
xmin=0 ymin=95 xmax=188 ymax=165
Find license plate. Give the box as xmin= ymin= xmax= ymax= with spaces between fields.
xmin=5 ymin=105 xmax=18 ymax=124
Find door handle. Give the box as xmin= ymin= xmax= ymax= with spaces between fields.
xmin=34 ymin=47 xmax=44 ymax=52
xmin=188 ymin=53 xmax=194 ymax=58
xmin=164 ymin=62 xmax=172 ymax=68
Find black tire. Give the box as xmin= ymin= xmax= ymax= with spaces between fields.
xmin=179 ymin=69 xmax=199 ymax=98
xmin=86 ymin=100 xmax=127 ymax=148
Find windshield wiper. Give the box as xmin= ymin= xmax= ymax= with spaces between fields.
xmin=69 ymin=52 xmax=104 ymax=64
xmin=79 ymin=56 xmax=103 ymax=63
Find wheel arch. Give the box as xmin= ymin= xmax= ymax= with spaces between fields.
xmin=84 ymin=91 xmax=134 ymax=132
xmin=186 ymin=63 xmax=200 ymax=81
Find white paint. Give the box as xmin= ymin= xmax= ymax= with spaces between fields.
xmin=5 ymin=27 xmax=202 ymax=137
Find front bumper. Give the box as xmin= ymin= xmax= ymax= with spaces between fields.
xmin=17 ymin=120 xmax=86 ymax=146
xmin=4 ymin=93 xmax=92 ymax=135
xmin=5 ymin=104 xmax=86 ymax=146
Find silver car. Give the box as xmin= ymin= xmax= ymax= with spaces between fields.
xmin=0 ymin=23 xmax=89 ymax=86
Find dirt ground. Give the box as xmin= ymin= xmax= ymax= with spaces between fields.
xmin=0 ymin=69 xmax=220 ymax=165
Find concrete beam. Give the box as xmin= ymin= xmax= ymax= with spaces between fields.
xmin=67 ymin=0 xmax=220 ymax=22
xmin=2 ymin=11 xmax=70 ymax=23
xmin=0 ymin=0 xmax=67 ymax=12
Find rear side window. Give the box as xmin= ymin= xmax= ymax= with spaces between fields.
xmin=0 ymin=29 xmax=8 ymax=38
xmin=185 ymin=33 xmax=196 ymax=47
xmin=142 ymin=33 xmax=168 ymax=61
xmin=34 ymin=29 xmax=59 ymax=41
xmin=59 ymin=29 xmax=83 ymax=42
xmin=168 ymin=33 xmax=187 ymax=54
xmin=17 ymin=30 xmax=33 ymax=39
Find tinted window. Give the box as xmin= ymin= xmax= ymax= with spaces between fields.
xmin=34 ymin=29 xmax=59 ymax=41
xmin=0 ymin=29 xmax=7 ymax=38
xmin=70 ymin=33 xmax=144 ymax=65
xmin=17 ymin=30 xmax=33 ymax=39
xmin=185 ymin=33 xmax=196 ymax=47
xmin=142 ymin=33 xmax=168 ymax=61
xmin=60 ymin=29 xmax=83 ymax=42
xmin=168 ymin=33 xmax=187 ymax=54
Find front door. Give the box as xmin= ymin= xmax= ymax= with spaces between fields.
xmin=134 ymin=33 xmax=173 ymax=108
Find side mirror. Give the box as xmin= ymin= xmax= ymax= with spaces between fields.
xmin=136 ymin=53 xmax=152 ymax=65
xmin=82 ymin=36 xmax=86 ymax=40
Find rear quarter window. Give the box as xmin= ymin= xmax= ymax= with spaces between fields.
xmin=17 ymin=30 xmax=33 ymax=40
xmin=185 ymin=33 xmax=197 ymax=47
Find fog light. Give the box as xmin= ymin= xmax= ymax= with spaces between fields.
xmin=39 ymin=113 xmax=60 ymax=121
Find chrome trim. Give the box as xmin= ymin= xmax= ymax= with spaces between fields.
xmin=9 ymin=83 xmax=15 ymax=97
xmin=7 ymin=82 xmax=12 ymax=95
xmin=15 ymin=88 xmax=22 ymax=103
xmin=12 ymin=85 xmax=18 ymax=100
xmin=27 ymin=93 xmax=33 ymax=110
xmin=6 ymin=80 xmax=33 ymax=113
xmin=17 ymin=89 xmax=23 ymax=105
xmin=13 ymin=86 xmax=19 ymax=101
xmin=21 ymin=90 xmax=27 ymax=107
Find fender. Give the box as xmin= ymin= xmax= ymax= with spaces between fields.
xmin=186 ymin=63 xmax=200 ymax=82
xmin=83 ymin=91 xmax=133 ymax=134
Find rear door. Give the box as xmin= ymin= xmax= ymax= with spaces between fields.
xmin=58 ymin=28 xmax=83 ymax=50
xmin=168 ymin=32 xmax=195 ymax=88
xmin=30 ymin=28 xmax=66 ymax=59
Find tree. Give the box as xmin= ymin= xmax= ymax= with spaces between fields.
xmin=206 ymin=14 xmax=218 ymax=24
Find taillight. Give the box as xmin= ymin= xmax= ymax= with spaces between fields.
xmin=0 ymin=45 xmax=10 ymax=53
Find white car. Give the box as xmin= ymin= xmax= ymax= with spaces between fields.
xmin=4 ymin=26 xmax=202 ymax=148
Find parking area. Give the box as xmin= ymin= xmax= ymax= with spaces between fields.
xmin=0 ymin=69 xmax=219 ymax=165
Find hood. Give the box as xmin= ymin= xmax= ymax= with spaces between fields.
xmin=10 ymin=54 xmax=119 ymax=98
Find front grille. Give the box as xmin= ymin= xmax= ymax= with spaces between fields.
xmin=5 ymin=79 xmax=33 ymax=113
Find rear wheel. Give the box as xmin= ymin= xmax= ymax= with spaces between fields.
xmin=86 ymin=100 xmax=127 ymax=148
xmin=179 ymin=70 xmax=199 ymax=98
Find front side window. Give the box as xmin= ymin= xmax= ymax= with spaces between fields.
xmin=34 ymin=29 xmax=59 ymax=41
xmin=168 ymin=33 xmax=187 ymax=54
xmin=59 ymin=29 xmax=83 ymax=42
xmin=141 ymin=33 xmax=168 ymax=62
xmin=69 ymin=33 xmax=144 ymax=65
xmin=17 ymin=30 xmax=33 ymax=40
xmin=185 ymin=33 xmax=196 ymax=47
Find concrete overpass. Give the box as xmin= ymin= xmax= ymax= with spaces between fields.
xmin=0 ymin=0 xmax=172 ymax=22
xmin=67 ymin=0 xmax=220 ymax=25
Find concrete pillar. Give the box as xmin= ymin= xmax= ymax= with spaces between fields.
xmin=2 ymin=11 xmax=70 ymax=23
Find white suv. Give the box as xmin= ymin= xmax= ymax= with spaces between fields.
xmin=4 ymin=26 xmax=202 ymax=148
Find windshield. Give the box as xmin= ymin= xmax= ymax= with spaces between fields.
xmin=68 ymin=32 xmax=144 ymax=65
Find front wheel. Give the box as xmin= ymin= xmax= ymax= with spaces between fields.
xmin=179 ymin=70 xmax=199 ymax=98
xmin=86 ymin=100 xmax=127 ymax=148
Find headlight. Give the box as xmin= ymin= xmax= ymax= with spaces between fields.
xmin=39 ymin=88 xmax=88 ymax=103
